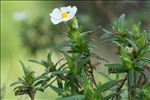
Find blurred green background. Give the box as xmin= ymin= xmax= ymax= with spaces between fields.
xmin=1 ymin=1 xmax=150 ymax=100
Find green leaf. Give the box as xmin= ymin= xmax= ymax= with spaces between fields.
xmin=71 ymin=17 xmax=79 ymax=29
xmin=112 ymin=13 xmax=126 ymax=33
xmin=112 ymin=41 xmax=122 ymax=47
xmin=34 ymin=75 xmax=48 ymax=81
xmin=81 ymin=70 xmax=89 ymax=88
xmin=52 ymin=70 xmax=69 ymax=76
xmin=50 ymin=85 xmax=64 ymax=95
xmin=105 ymin=63 xmax=128 ymax=73
xmin=77 ymin=56 xmax=90 ymax=73
xmin=47 ymin=51 xmax=54 ymax=66
xmin=105 ymin=63 xmax=123 ymax=68
xmin=128 ymin=69 xmax=134 ymax=89
xmin=96 ymin=80 xmax=123 ymax=92
xmin=56 ymin=94 xmax=85 ymax=100
xmin=54 ymin=58 xmax=65 ymax=68
xmin=57 ymin=40 xmax=73 ymax=48
xmin=63 ymin=52 xmax=74 ymax=71
xmin=19 ymin=60 xmax=28 ymax=76
xmin=132 ymin=23 xmax=140 ymax=38
xmin=141 ymin=57 xmax=150 ymax=64
xmin=120 ymin=47 xmax=133 ymax=69
xmin=136 ymin=32 xmax=147 ymax=47
xmin=25 ymin=71 xmax=35 ymax=86
xmin=104 ymin=92 xmax=122 ymax=100
xmin=125 ymin=38 xmax=138 ymax=49
xmin=101 ymin=29 xmax=113 ymax=40
xmin=80 ymin=31 xmax=92 ymax=37
xmin=118 ymin=13 xmax=125 ymax=29
xmin=10 ymin=81 xmax=25 ymax=87
xmin=28 ymin=59 xmax=46 ymax=67
xmin=33 ymin=80 xmax=44 ymax=87
xmin=138 ymin=46 xmax=150 ymax=57
xmin=98 ymin=71 xmax=112 ymax=81
xmin=13 ymin=86 xmax=28 ymax=95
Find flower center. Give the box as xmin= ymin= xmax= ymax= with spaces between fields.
xmin=61 ymin=12 xmax=68 ymax=19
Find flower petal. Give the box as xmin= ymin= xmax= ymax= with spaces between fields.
xmin=49 ymin=8 xmax=61 ymax=19
xmin=67 ymin=6 xmax=77 ymax=20
xmin=50 ymin=18 xmax=62 ymax=25
xmin=50 ymin=6 xmax=77 ymax=24
xmin=72 ymin=6 xmax=77 ymax=14
xmin=60 ymin=6 xmax=71 ymax=12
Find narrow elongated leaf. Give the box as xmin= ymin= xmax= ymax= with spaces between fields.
xmin=33 ymin=80 xmax=44 ymax=87
xmin=77 ymin=56 xmax=90 ymax=72
xmin=141 ymin=57 xmax=150 ymax=64
xmin=132 ymin=23 xmax=140 ymax=38
xmin=63 ymin=52 xmax=74 ymax=71
xmin=101 ymin=29 xmax=113 ymax=39
xmin=118 ymin=13 xmax=125 ymax=29
xmin=136 ymin=32 xmax=146 ymax=47
xmin=54 ymin=58 xmax=65 ymax=68
xmin=50 ymin=85 xmax=64 ymax=95
xmin=56 ymin=94 xmax=85 ymax=100
xmin=34 ymin=75 xmax=48 ymax=81
xmin=125 ymin=38 xmax=138 ymax=49
xmin=112 ymin=41 xmax=122 ymax=47
xmin=19 ymin=60 xmax=28 ymax=76
xmin=105 ymin=63 xmax=123 ymax=68
xmin=105 ymin=63 xmax=128 ymax=73
xmin=47 ymin=51 xmax=54 ymax=66
xmin=104 ymin=92 xmax=122 ymax=100
xmin=98 ymin=72 xmax=112 ymax=81
xmin=52 ymin=70 xmax=69 ymax=75
xmin=80 ymin=31 xmax=92 ymax=37
xmin=97 ymin=80 xmax=123 ymax=92
xmin=57 ymin=40 xmax=73 ymax=48
xmin=139 ymin=46 xmax=150 ymax=57
xmin=28 ymin=59 xmax=46 ymax=67
xmin=81 ymin=70 xmax=89 ymax=87
xmin=10 ymin=81 xmax=25 ymax=87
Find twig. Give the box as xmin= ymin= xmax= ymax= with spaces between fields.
xmin=112 ymin=74 xmax=128 ymax=100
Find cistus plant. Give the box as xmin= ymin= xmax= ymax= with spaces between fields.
xmin=101 ymin=14 xmax=150 ymax=100
xmin=10 ymin=6 xmax=150 ymax=100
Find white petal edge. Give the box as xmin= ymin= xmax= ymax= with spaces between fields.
xmin=49 ymin=8 xmax=61 ymax=19
xmin=50 ymin=18 xmax=62 ymax=25
xmin=60 ymin=6 xmax=71 ymax=12
xmin=72 ymin=6 xmax=77 ymax=14
xmin=65 ymin=6 xmax=77 ymax=21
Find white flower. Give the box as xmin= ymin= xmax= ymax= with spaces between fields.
xmin=13 ymin=11 xmax=29 ymax=21
xmin=49 ymin=6 xmax=77 ymax=25
xmin=125 ymin=46 xmax=133 ymax=53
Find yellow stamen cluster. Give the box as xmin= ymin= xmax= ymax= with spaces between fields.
xmin=61 ymin=12 xmax=68 ymax=19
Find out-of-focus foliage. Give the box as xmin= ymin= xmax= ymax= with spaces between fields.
xmin=18 ymin=17 xmax=60 ymax=55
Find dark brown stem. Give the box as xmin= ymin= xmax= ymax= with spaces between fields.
xmin=144 ymin=64 xmax=150 ymax=72
xmin=112 ymin=74 xmax=128 ymax=100
xmin=88 ymin=60 xmax=98 ymax=88
xmin=28 ymin=90 xmax=35 ymax=100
